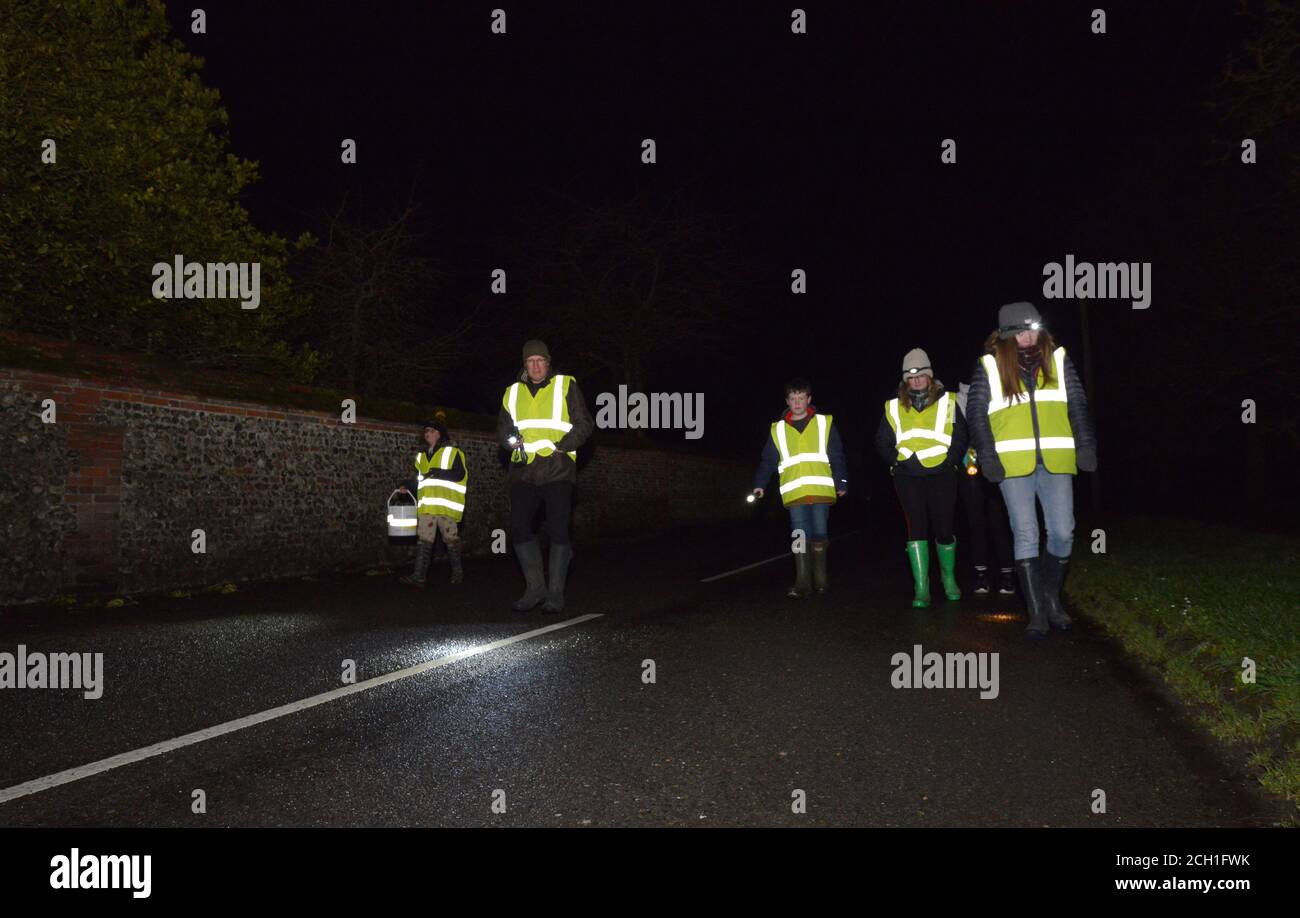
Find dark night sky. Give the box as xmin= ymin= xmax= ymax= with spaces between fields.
xmin=160 ymin=1 xmax=1262 ymax=488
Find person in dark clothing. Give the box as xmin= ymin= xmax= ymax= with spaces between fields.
xmin=965 ymin=301 xmax=1097 ymax=639
xmin=955 ymin=383 xmax=1016 ymax=596
xmin=397 ymin=415 xmax=468 ymax=586
xmin=496 ymin=339 xmax=594 ymax=613
xmin=751 ymin=378 xmax=849 ymax=597
xmin=875 ymin=349 xmax=969 ymax=608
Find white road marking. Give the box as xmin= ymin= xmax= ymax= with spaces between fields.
xmin=0 ymin=613 xmax=603 ymax=806
xmin=700 ymin=531 xmax=859 ymax=583
xmin=700 ymin=552 xmax=795 ymax=583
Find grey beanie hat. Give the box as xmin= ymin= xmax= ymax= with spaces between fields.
xmin=901 ymin=348 xmax=933 ymax=382
xmin=997 ymin=302 xmax=1044 ymax=339
xmin=521 ymin=338 xmax=551 ymax=362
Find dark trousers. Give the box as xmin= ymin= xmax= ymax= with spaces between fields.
xmin=960 ymin=472 xmax=1013 ymax=570
xmin=510 ymin=481 xmax=574 ymax=545
xmin=893 ymin=468 xmax=957 ymax=543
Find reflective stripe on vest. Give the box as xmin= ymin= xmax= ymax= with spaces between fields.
xmin=771 ymin=413 xmax=837 ymax=507
xmin=415 ymin=446 xmax=468 ymax=521
xmin=885 ymin=391 xmax=954 ymax=468
xmin=980 ymin=347 xmax=1076 ymax=478
xmin=503 ymin=375 xmax=577 ymax=464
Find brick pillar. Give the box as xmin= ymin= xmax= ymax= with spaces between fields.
xmin=59 ymin=386 xmax=124 ymax=594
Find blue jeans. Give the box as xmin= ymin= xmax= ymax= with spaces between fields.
xmin=998 ymin=464 xmax=1075 ymax=560
xmin=788 ymin=502 xmax=830 ymax=541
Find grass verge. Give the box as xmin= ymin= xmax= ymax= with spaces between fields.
xmin=1066 ymin=517 xmax=1300 ymax=818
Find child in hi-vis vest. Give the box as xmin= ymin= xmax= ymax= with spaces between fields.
xmin=750 ymin=378 xmax=849 ymax=597
xmin=398 ymin=415 xmax=467 ymax=586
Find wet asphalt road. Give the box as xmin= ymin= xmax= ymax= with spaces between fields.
xmin=0 ymin=518 xmax=1284 ymax=827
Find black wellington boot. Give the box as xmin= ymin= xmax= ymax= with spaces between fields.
xmin=1040 ymin=552 xmax=1072 ymax=630
xmin=1015 ymin=557 xmax=1049 ymax=639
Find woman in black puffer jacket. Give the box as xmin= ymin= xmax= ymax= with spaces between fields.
xmin=965 ymin=302 xmax=1097 ymax=639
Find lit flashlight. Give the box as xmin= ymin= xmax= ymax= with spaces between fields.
xmin=746 ymin=492 xmax=756 ymax=503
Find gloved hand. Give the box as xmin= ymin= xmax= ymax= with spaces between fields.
xmin=982 ymin=456 xmax=1006 ymax=484
xmin=1076 ymin=446 xmax=1097 ymax=472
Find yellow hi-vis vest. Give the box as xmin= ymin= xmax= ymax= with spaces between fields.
xmin=885 ymin=391 xmax=955 ymax=468
xmin=414 ymin=446 xmax=468 ymax=521
xmin=980 ymin=346 xmax=1076 ymax=478
xmin=503 ymin=375 xmax=577 ymax=464
xmin=770 ymin=413 xmax=837 ymax=507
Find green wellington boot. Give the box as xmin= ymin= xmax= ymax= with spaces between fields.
xmin=511 ymin=540 xmax=547 ymax=611
xmin=541 ymin=543 xmax=573 ymax=614
xmin=935 ymin=539 xmax=962 ymax=601
xmin=400 ymin=541 xmax=433 ymax=587
xmin=905 ymin=540 xmax=931 ymax=608
xmin=447 ymin=545 xmax=464 ymax=584
xmin=787 ymin=550 xmax=812 ymax=597
xmin=810 ymin=539 xmax=829 ymax=594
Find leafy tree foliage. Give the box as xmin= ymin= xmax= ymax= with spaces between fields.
xmin=0 ymin=0 xmax=318 ymax=379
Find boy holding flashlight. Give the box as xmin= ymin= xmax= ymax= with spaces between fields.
xmin=751 ymin=378 xmax=849 ymax=597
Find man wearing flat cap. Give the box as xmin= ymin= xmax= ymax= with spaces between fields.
xmin=498 ymin=339 xmax=594 ymax=613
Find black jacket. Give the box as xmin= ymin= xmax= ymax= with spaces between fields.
xmin=496 ymin=370 xmax=594 ymax=486
xmin=752 ymin=411 xmax=849 ymax=494
xmin=874 ymin=388 xmax=969 ymax=476
xmin=965 ymin=350 xmax=1096 ymax=471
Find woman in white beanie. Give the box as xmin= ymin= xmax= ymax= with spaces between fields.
xmin=875 ymin=348 xmax=968 ymax=608
xmin=965 ymin=302 xmax=1097 ymax=639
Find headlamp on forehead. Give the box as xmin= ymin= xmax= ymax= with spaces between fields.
xmin=1001 ymin=320 xmax=1042 ymax=336
xmin=904 ymin=366 xmax=931 ymax=377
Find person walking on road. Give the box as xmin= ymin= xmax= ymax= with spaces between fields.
xmin=955 ymin=382 xmax=1017 ymax=597
xmin=398 ymin=415 xmax=467 ymax=586
xmin=751 ymin=378 xmax=849 ymax=597
xmin=965 ymin=302 xmax=1097 ymax=639
xmin=498 ymin=339 xmax=594 ymax=613
xmin=876 ymin=349 xmax=968 ymax=608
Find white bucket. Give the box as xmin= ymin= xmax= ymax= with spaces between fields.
xmin=386 ymin=489 xmax=418 ymax=542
